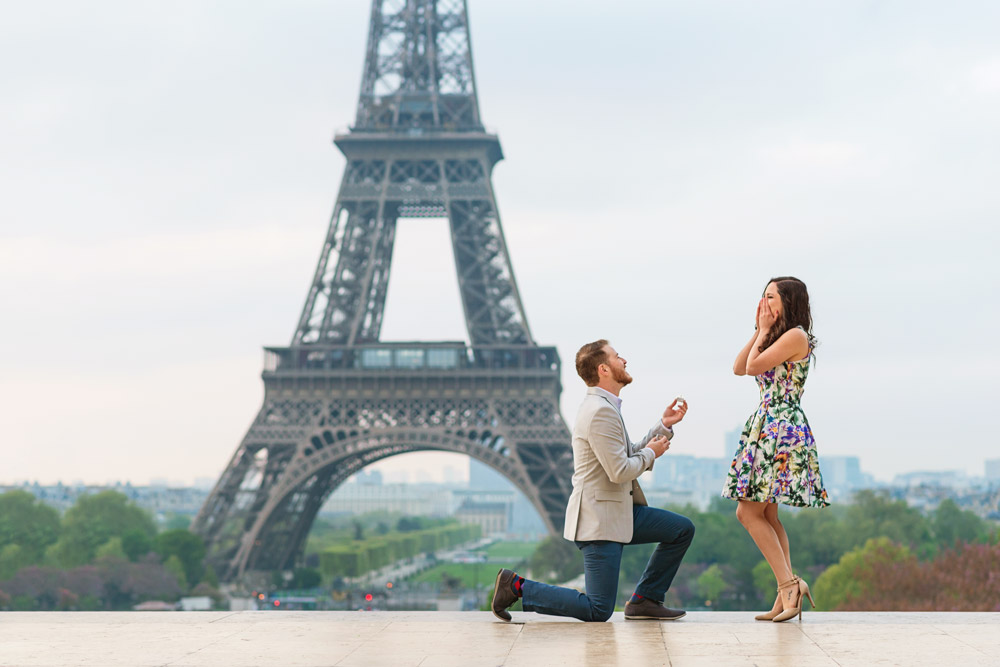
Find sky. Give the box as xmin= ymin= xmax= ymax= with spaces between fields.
xmin=2 ymin=0 xmax=999 ymax=487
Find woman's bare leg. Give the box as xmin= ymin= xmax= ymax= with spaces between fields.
xmin=761 ymin=502 xmax=792 ymax=613
xmin=736 ymin=500 xmax=798 ymax=611
xmin=764 ymin=502 xmax=792 ymax=572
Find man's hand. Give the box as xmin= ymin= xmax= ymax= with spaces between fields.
xmin=661 ymin=398 xmax=688 ymax=429
xmin=645 ymin=435 xmax=670 ymax=458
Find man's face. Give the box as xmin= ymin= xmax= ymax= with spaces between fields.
xmin=601 ymin=345 xmax=633 ymax=387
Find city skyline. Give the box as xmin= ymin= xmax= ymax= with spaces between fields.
xmin=3 ymin=1 xmax=999 ymax=487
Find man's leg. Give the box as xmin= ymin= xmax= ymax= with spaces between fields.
xmin=519 ymin=541 xmax=622 ymax=622
xmin=629 ymin=505 xmax=695 ymax=602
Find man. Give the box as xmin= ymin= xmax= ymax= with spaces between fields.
xmin=491 ymin=340 xmax=695 ymax=622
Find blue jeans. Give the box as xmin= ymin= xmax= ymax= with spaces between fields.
xmin=521 ymin=505 xmax=695 ymax=622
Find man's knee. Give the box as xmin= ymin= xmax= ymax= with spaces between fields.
xmin=588 ymin=604 xmax=614 ymax=622
xmin=680 ymin=517 xmax=696 ymax=543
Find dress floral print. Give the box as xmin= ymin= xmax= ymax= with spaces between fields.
xmin=722 ymin=346 xmax=829 ymax=507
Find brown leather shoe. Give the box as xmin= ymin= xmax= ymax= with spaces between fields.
xmin=623 ymin=598 xmax=686 ymax=620
xmin=491 ymin=569 xmax=518 ymax=622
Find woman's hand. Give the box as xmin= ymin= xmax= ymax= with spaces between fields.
xmin=757 ymin=297 xmax=777 ymax=333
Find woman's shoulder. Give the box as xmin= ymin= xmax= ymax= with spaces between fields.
xmin=781 ymin=326 xmax=809 ymax=342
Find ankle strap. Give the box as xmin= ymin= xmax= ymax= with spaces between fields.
xmin=776 ymin=576 xmax=799 ymax=591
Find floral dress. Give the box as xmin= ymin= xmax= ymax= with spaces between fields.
xmin=722 ymin=345 xmax=830 ymax=507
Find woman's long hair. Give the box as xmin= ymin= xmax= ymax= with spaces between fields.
xmin=759 ymin=276 xmax=817 ymax=353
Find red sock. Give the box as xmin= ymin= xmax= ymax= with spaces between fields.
xmin=511 ymin=575 xmax=525 ymax=598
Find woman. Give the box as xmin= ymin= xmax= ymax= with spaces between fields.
xmin=722 ymin=276 xmax=829 ymax=622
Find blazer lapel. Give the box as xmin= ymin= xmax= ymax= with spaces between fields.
xmin=592 ymin=391 xmax=631 ymax=444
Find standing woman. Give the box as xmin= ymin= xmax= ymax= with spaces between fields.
xmin=722 ymin=277 xmax=829 ymax=622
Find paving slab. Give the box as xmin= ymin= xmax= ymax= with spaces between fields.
xmin=0 ymin=611 xmax=997 ymax=667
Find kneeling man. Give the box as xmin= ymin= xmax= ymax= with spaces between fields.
xmin=492 ymin=340 xmax=695 ymax=622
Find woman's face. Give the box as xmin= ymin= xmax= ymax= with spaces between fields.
xmin=764 ymin=282 xmax=784 ymax=319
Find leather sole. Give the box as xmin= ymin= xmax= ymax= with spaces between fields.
xmin=624 ymin=611 xmax=686 ymax=621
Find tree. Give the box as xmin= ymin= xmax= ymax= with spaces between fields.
xmin=696 ymin=564 xmax=728 ymax=606
xmin=163 ymin=555 xmax=188 ymax=590
xmin=843 ymin=490 xmax=932 ymax=557
xmin=121 ymin=530 xmax=153 ymax=562
xmin=153 ymin=530 xmax=206 ymax=586
xmin=201 ymin=564 xmax=219 ymax=588
xmin=397 ymin=517 xmax=422 ymax=532
xmin=529 ymin=536 xmax=582 ymax=583
xmin=55 ymin=491 xmax=157 ymax=567
xmin=782 ymin=505 xmax=848 ymax=569
xmin=126 ymin=555 xmax=184 ymax=603
xmin=0 ymin=491 xmax=61 ymax=562
xmin=95 ymin=537 xmax=127 ymax=561
xmin=932 ymin=499 xmax=988 ymax=548
xmin=290 ymin=567 xmax=322 ymax=589
xmin=751 ymin=559 xmax=775 ymax=603
xmin=0 ymin=544 xmax=29 ymax=580
xmin=812 ymin=537 xmax=916 ymax=610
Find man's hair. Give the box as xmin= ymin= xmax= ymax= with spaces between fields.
xmin=575 ymin=339 xmax=609 ymax=386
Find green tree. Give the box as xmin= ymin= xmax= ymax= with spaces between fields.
xmin=163 ymin=555 xmax=188 ymax=590
xmin=696 ymin=564 xmax=728 ymax=605
xmin=290 ymin=567 xmax=322 ymax=589
xmin=95 ymin=537 xmax=127 ymax=561
xmin=201 ymin=564 xmax=220 ymax=588
xmin=529 ymin=536 xmax=582 ymax=583
xmin=121 ymin=530 xmax=153 ymax=562
xmin=751 ymin=559 xmax=775 ymax=603
xmin=153 ymin=530 xmax=206 ymax=586
xmin=812 ymin=537 xmax=914 ymax=610
xmin=782 ymin=505 xmax=848 ymax=568
xmin=932 ymin=499 xmax=987 ymax=548
xmin=54 ymin=491 xmax=156 ymax=567
xmin=0 ymin=490 xmax=61 ymax=562
xmin=0 ymin=544 xmax=29 ymax=580
xmin=843 ymin=491 xmax=932 ymax=557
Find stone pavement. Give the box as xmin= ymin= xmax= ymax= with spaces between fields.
xmin=1 ymin=611 xmax=998 ymax=667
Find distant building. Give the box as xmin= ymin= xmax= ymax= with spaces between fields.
xmin=819 ymin=456 xmax=875 ymax=501
xmin=649 ymin=455 xmax=729 ymax=508
xmin=320 ymin=482 xmax=452 ymax=516
xmin=985 ymin=459 xmax=1000 ymax=482
xmin=1 ymin=482 xmax=208 ymax=518
xmin=453 ymin=491 xmax=513 ymax=536
xmin=893 ymin=470 xmax=968 ymax=489
xmin=468 ymin=459 xmax=546 ymax=537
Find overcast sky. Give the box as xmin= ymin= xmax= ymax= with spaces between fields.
xmin=2 ymin=0 xmax=998 ymax=488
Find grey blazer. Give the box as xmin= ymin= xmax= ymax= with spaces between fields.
xmin=562 ymin=387 xmax=673 ymax=543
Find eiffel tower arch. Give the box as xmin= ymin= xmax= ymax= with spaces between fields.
xmin=192 ymin=0 xmax=574 ymax=580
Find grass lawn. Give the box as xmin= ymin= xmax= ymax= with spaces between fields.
xmin=483 ymin=541 xmax=539 ymax=561
xmin=408 ymin=562 xmax=517 ymax=588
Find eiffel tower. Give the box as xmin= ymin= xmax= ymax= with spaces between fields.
xmin=193 ymin=0 xmax=574 ymax=580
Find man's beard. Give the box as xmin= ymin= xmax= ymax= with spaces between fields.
xmin=612 ymin=365 xmax=633 ymax=387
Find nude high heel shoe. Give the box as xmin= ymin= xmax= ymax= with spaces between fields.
xmin=754 ymin=592 xmax=782 ymax=621
xmin=773 ymin=577 xmax=815 ymax=623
